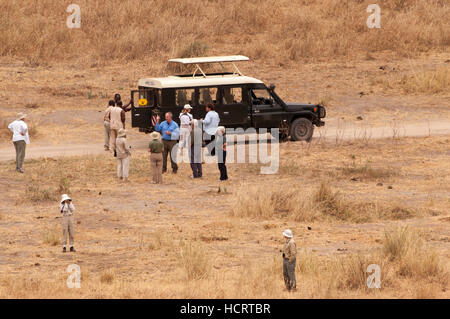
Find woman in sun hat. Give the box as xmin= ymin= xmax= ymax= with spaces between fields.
xmin=116 ymin=128 xmax=131 ymax=182
xmin=60 ymin=194 xmax=76 ymax=253
xmin=148 ymin=131 xmax=164 ymax=184
xmin=282 ymin=229 xmax=297 ymax=291
xmin=179 ymin=104 xmax=193 ymax=156
xmin=8 ymin=112 xmax=30 ymax=173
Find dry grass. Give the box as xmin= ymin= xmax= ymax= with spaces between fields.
xmin=383 ymin=227 xmax=447 ymax=282
xmin=42 ymin=226 xmax=61 ymax=246
xmin=399 ymin=66 xmax=450 ymax=94
xmin=0 ymin=0 xmax=448 ymax=64
xmin=179 ymin=240 xmax=211 ymax=280
xmin=100 ymin=269 xmax=115 ymax=284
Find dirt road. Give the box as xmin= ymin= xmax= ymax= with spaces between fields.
xmin=0 ymin=119 xmax=449 ymax=161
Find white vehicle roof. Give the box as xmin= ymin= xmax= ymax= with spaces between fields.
xmin=138 ymin=75 xmax=263 ymax=89
xmin=169 ymin=55 xmax=249 ymax=64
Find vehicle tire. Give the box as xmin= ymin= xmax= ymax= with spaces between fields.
xmin=290 ymin=118 xmax=314 ymax=142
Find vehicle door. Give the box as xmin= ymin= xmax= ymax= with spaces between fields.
xmin=131 ymin=89 xmax=160 ymax=129
xmin=248 ymin=87 xmax=283 ymax=129
xmin=219 ymin=86 xmax=248 ymax=128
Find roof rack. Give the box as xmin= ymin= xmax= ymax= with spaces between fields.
xmin=168 ymin=55 xmax=249 ymax=78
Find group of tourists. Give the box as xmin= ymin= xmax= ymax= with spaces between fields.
xmin=103 ymin=95 xmax=228 ymax=184
xmin=6 ymin=96 xmax=296 ymax=292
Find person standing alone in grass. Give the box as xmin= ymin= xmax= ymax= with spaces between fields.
xmin=148 ymin=131 xmax=164 ymax=184
xmin=116 ymin=128 xmax=131 ymax=182
xmin=8 ymin=112 xmax=30 ymax=173
xmin=60 ymin=194 xmax=76 ymax=253
xmin=103 ymin=100 xmax=115 ymax=151
xmin=282 ymin=229 xmax=297 ymax=291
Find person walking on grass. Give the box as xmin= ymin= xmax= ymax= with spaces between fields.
xmin=179 ymin=104 xmax=193 ymax=157
xmin=189 ymin=119 xmax=203 ymax=179
xmin=148 ymin=131 xmax=164 ymax=184
xmin=116 ymin=128 xmax=131 ymax=182
xmin=154 ymin=112 xmax=179 ymax=174
xmin=8 ymin=112 xmax=30 ymax=173
xmin=109 ymin=101 xmax=125 ymax=156
xmin=60 ymin=194 xmax=76 ymax=253
xmin=103 ymin=100 xmax=115 ymax=151
xmin=282 ymin=229 xmax=297 ymax=291
xmin=216 ymin=126 xmax=228 ymax=181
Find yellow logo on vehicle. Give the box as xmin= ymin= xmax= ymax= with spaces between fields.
xmin=138 ymin=98 xmax=148 ymax=106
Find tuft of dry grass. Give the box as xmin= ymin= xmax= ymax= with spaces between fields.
xmin=100 ymin=269 xmax=115 ymax=284
xmin=399 ymin=66 xmax=450 ymax=94
xmin=42 ymin=227 xmax=61 ymax=246
xmin=179 ymin=240 xmax=211 ymax=280
xmin=383 ymin=227 xmax=448 ymax=282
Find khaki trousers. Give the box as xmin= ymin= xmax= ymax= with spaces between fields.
xmin=109 ymin=128 xmax=119 ymax=151
xmin=104 ymin=121 xmax=110 ymax=149
xmin=62 ymin=215 xmax=75 ymax=247
xmin=150 ymin=153 xmax=163 ymax=183
xmin=283 ymin=258 xmax=296 ymax=290
xmin=117 ymin=156 xmax=130 ymax=178
xmin=13 ymin=140 xmax=26 ymax=170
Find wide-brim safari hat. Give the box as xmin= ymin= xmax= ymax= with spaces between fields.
xmin=60 ymin=194 xmax=72 ymax=204
xmin=17 ymin=112 xmax=27 ymax=120
xmin=282 ymin=229 xmax=293 ymax=238
xmin=184 ymin=104 xmax=192 ymax=110
xmin=118 ymin=128 xmax=127 ymax=138
xmin=150 ymin=131 xmax=161 ymax=140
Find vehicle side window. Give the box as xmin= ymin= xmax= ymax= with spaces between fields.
xmin=176 ymin=88 xmax=195 ymax=107
xmin=222 ymin=87 xmax=242 ymax=105
xmin=199 ymin=87 xmax=218 ymax=105
xmin=250 ymin=89 xmax=273 ymax=105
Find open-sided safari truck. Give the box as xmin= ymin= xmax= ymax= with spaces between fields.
xmin=130 ymin=55 xmax=326 ymax=141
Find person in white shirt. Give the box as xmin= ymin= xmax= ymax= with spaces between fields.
xmin=179 ymin=104 xmax=193 ymax=154
xmin=60 ymin=194 xmax=76 ymax=253
xmin=8 ymin=113 xmax=30 ymax=173
xmin=200 ymin=103 xmax=220 ymax=156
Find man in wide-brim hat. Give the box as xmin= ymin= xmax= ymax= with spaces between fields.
xmin=148 ymin=131 xmax=164 ymax=184
xmin=282 ymin=229 xmax=297 ymax=291
xmin=8 ymin=112 xmax=30 ymax=173
xmin=115 ymin=128 xmax=131 ymax=182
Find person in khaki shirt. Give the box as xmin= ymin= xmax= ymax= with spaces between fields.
xmin=148 ymin=131 xmax=163 ymax=184
xmin=116 ymin=128 xmax=131 ymax=182
xmin=282 ymin=229 xmax=297 ymax=291
xmin=103 ymin=100 xmax=115 ymax=151
xmin=109 ymin=103 xmax=126 ymax=156
xmin=60 ymin=194 xmax=76 ymax=253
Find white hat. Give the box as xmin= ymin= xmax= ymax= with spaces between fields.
xmin=150 ymin=131 xmax=161 ymax=140
xmin=60 ymin=194 xmax=72 ymax=204
xmin=282 ymin=229 xmax=293 ymax=238
xmin=118 ymin=128 xmax=127 ymax=138
xmin=184 ymin=104 xmax=192 ymax=110
xmin=217 ymin=126 xmax=226 ymax=134
xmin=17 ymin=112 xmax=27 ymax=120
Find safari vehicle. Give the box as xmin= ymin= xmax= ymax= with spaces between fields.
xmin=130 ymin=55 xmax=326 ymax=141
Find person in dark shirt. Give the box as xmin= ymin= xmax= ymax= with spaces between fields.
xmin=216 ymin=126 xmax=228 ymax=181
xmin=114 ymin=93 xmax=132 ymax=112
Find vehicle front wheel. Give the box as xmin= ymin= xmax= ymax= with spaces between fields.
xmin=290 ymin=118 xmax=314 ymax=142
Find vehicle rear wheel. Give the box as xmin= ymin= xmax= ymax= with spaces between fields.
xmin=290 ymin=118 xmax=314 ymax=142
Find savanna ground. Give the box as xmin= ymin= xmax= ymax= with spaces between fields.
xmin=0 ymin=0 xmax=449 ymax=298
